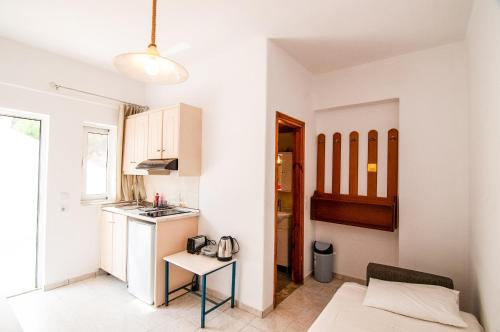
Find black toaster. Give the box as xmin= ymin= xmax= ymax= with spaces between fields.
xmin=187 ymin=235 xmax=207 ymax=254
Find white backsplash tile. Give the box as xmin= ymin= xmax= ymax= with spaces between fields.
xmin=143 ymin=173 xmax=199 ymax=209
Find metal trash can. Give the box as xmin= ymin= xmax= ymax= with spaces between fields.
xmin=313 ymin=241 xmax=334 ymax=283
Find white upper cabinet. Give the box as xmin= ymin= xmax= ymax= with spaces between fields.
xmin=151 ymin=104 xmax=201 ymax=176
xmin=134 ymin=113 xmax=149 ymax=164
xmin=123 ymin=117 xmax=136 ymax=174
xmin=161 ymin=107 xmax=180 ymax=159
xmin=123 ymin=113 xmax=149 ymax=175
xmin=147 ymin=110 xmax=163 ymax=160
xmin=124 ymin=103 xmax=201 ymax=176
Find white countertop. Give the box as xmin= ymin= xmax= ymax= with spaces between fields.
xmin=164 ymin=250 xmax=237 ymax=275
xmin=102 ymin=206 xmax=199 ymax=223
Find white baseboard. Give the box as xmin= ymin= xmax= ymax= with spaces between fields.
xmin=205 ymin=287 xmax=268 ymax=318
xmin=332 ymin=272 xmax=365 ymax=285
xmin=44 ymin=271 xmax=98 ymax=291
xmin=261 ymin=303 xmax=274 ymax=318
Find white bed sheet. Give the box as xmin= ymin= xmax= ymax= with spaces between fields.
xmin=308 ymin=282 xmax=483 ymax=332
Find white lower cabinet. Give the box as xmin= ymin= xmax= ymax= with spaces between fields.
xmin=100 ymin=211 xmax=127 ymax=282
xmin=100 ymin=209 xmax=199 ymax=306
xmin=100 ymin=212 xmax=113 ymax=273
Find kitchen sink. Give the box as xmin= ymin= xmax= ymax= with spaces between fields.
xmin=120 ymin=205 xmax=144 ymax=210
xmin=106 ymin=201 xmax=149 ymax=210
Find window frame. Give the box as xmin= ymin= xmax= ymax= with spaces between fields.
xmin=81 ymin=125 xmax=112 ymax=202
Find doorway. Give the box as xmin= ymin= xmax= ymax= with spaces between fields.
xmin=0 ymin=114 xmax=42 ymax=296
xmin=274 ymin=112 xmax=304 ymax=306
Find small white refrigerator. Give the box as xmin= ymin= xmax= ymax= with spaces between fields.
xmin=128 ymin=219 xmax=155 ymax=304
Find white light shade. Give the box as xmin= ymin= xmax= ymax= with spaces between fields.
xmin=113 ymin=46 xmax=188 ymax=84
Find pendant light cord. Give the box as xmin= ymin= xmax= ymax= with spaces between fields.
xmin=149 ymin=0 xmax=157 ymax=47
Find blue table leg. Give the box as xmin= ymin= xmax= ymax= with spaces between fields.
xmin=231 ymin=261 xmax=236 ymax=308
xmin=201 ymin=274 xmax=207 ymax=328
xmin=165 ymin=261 xmax=169 ymax=306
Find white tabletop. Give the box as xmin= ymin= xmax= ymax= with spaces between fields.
xmin=164 ymin=251 xmax=237 ymax=276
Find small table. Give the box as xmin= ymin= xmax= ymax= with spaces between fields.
xmin=163 ymin=251 xmax=237 ymax=328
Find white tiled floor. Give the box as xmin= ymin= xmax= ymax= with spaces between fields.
xmin=8 ymin=274 xmax=345 ymax=332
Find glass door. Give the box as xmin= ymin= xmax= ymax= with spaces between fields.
xmin=0 ymin=114 xmax=41 ymax=296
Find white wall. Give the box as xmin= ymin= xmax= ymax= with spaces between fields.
xmin=314 ymin=100 xmax=399 ymax=280
xmin=312 ymin=42 xmax=470 ymax=309
xmin=0 ymin=37 xmax=146 ymax=287
xmin=146 ymin=38 xmax=268 ymax=311
xmin=264 ymin=41 xmax=314 ymax=309
xmin=467 ymin=0 xmax=500 ymax=329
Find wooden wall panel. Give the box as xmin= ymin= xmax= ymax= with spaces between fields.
xmin=387 ymin=129 xmax=399 ymax=198
xmin=332 ymin=133 xmax=341 ymax=195
xmin=367 ymin=130 xmax=378 ymax=197
xmin=349 ymin=132 xmax=359 ymax=196
xmin=311 ymin=128 xmax=399 ymax=232
xmin=316 ymin=134 xmax=325 ymax=193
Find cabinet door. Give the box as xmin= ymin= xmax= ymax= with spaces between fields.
xmin=134 ymin=113 xmax=149 ymax=164
xmin=148 ymin=110 xmax=163 ymax=159
xmin=162 ymin=108 xmax=179 ymax=159
xmin=100 ymin=212 xmax=114 ymax=274
xmin=123 ymin=117 xmax=136 ymax=173
xmin=112 ymin=214 xmax=128 ymax=282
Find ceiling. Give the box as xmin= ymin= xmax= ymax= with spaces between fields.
xmin=0 ymin=0 xmax=473 ymax=74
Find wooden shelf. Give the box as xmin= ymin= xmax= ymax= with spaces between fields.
xmin=310 ymin=192 xmax=397 ymax=232
xmin=311 ymin=129 xmax=399 ymax=232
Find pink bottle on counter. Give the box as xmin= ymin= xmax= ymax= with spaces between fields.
xmin=154 ymin=193 xmax=160 ymax=208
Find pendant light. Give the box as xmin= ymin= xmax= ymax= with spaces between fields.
xmin=113 ymin=0 xmax=189 ymax=84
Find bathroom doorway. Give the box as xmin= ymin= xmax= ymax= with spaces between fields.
xmin=274 ymin=112 xmax=304 ymax=306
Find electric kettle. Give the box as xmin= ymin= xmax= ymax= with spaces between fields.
xmin=217 ymin=236 xmax=240 ymax=261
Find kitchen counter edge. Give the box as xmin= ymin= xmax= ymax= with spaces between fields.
xmin=101 ymin=206 xmax=200 ymax=224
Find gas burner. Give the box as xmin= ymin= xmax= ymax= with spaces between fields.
xmin=139 ymin=209 xmax=187 ymax=218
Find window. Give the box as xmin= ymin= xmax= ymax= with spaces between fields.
xmin=82 ymin=126 xmax=111 ymax=201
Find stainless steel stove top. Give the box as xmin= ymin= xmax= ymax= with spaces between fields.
xmin=139 ymin=208 xmax=188 ymax=218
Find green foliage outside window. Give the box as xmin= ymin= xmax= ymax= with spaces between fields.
xmin=11 ymin=118 xmax=40 ymax=140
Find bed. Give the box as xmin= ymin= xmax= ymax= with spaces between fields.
xmin=308 ymin=263 xmax=483 ymax=332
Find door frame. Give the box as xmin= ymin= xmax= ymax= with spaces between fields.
xmin=0 ymin=107 xmax=50 ymax=295
xmin=274 ymin=111 xmax=305 ymax=307
xmin=0 ymin=108 xmax=47 ymax=294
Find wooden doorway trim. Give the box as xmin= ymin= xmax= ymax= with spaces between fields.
xmin=274 ymin=111 xmax=305 ymax=307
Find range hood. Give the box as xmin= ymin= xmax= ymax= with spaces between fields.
xmin=136 ymin=159 xmax=178 ymax=172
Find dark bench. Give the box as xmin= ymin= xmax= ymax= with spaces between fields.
xmin=366 ymin=262 xmax=454 ymax=289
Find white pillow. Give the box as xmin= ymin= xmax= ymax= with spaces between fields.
xmin=362 ymin=278 xmax=467 ymax=328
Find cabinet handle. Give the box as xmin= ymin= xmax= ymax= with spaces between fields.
xmin=156 ymin=149 xmax=161 ymax=152
xmin=162 ymin=149 xmax=166 ymax=152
